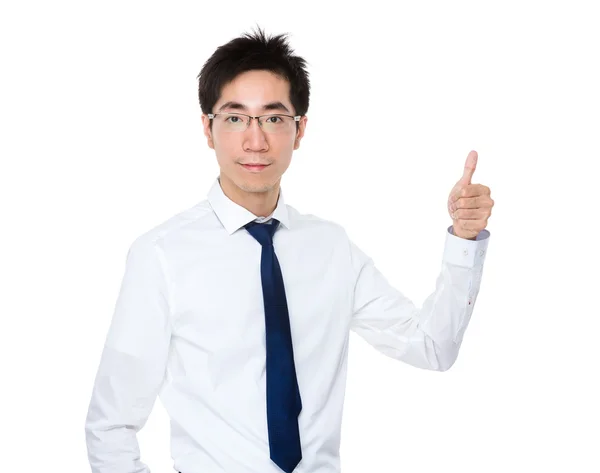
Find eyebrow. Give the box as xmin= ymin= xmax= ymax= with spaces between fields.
xmin=217 ymin=101 xmax=291 ymax=114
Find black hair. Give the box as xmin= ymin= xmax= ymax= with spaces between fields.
xmin=197 ymin=26 xmax=310 ymax=130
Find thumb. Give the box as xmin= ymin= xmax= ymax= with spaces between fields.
xmin=459 ymin=150 xmax=478 ymax=185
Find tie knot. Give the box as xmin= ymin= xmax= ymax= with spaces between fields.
xmin=245 ymin=219 xmax=280 ymax=247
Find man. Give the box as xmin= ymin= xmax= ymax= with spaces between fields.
xmin=85 ymin=27 xmax=494 ymax=473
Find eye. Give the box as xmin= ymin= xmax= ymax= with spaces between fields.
xmin=265 ymin=115 xmax=283 ymax=123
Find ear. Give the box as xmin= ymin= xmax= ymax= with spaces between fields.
xmin=293 ymin=115 xmax=308 ymax=150
xmin=201 ymin=114 xmax=215 ymax=149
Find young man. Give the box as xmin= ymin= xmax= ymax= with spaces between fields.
xmin=85 ymin=28 xmax=494 ymax=473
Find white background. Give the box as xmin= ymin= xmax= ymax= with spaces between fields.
xmin=1 ymin=0 xmax=599 ymax=472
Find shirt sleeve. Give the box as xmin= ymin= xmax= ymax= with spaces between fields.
xmin=85 ymin=235 xmax=173 ymax=473
xmin=349 ymin=225 xmax=490 ymax=371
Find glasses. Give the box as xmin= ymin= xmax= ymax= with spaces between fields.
xmin=208 ymin=112 xmax=301 ymax=134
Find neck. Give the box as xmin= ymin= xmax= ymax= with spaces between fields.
xmin=219 ymin=173 xmax=280 ymax=218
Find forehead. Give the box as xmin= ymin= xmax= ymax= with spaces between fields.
xmin=215 ymin=70 xmax=293 ymax=112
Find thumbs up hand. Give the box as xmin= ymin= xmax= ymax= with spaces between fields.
xmin=447 ymin=150 xmax=494 ymax=240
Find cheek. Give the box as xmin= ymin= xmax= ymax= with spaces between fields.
xmin=214 ymin=138 xmax=240 ymax=162
xmin=213 ymin=134 xmax=296 ymax=163
xmin=272 ymin=136 xmax=296 ymax=155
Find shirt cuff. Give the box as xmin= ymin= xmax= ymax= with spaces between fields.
xmin=443 ymin=225 xmax=490 ymax=268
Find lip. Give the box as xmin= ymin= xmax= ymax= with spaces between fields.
xmin=240 ymin=163 xmax=270 ymax=172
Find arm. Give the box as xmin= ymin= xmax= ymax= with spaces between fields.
xmin=349 ymin=226 xmax=490 ymax=371
xmin=85 ymin=235 xmax=173 ymax=473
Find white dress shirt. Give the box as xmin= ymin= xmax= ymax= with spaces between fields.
xmin=85 ymin=177 xmax=490 ymax=473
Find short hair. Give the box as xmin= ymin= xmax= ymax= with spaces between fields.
xmin=197 ymin=27 xmax=310 ymax=129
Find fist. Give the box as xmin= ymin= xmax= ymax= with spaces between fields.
xmin=447 ymin=150 xmax=494 ymax=240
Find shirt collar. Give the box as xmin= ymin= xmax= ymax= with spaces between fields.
xmin=207 ymin=176 xmax=291 ymax=235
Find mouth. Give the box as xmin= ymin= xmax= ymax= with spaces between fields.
xmin=240 ymin=163 xmax=270 ymax=172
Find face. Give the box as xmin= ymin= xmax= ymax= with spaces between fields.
xmin=202 ymin=70 xmax=307 ymax=195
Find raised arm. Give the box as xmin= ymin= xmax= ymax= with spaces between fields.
xmin=349 ymin=228 xmax=490 ymax=371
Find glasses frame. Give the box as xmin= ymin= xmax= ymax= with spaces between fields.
xmin=207 ymin=112 xmax=301 ymax=132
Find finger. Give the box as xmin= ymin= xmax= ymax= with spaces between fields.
xmin=453 ymin=208 xmax=489 ymax=220
xmin=454 ymin=195 xmax=495 ymax=209
xmin=455 ymin=219 xmax=487 ymax=231
xmin=453 ymin=184 xmax=489 ymax=201
xmin=458 ymin=150 xmax=478 ymax=186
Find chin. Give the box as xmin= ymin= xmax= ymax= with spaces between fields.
xmin=237 ymin=180 xmax=276 ymax=193
xmin=220 ymin=166 xmax=282 ymax=194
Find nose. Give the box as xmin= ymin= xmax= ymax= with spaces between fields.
xmin=243 ymin=117 xmax=269 ymax=152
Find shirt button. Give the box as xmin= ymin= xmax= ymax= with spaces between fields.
xmin=463 ymin=249 xmax=469 ymax=256
xmin=479 ymin=250 xmax=485 ymax=256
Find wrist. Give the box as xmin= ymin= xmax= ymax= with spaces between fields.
xmin=452 ymin=226 xmax=476 ymax=240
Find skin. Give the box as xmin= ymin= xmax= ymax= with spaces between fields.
xmin=201 ymin=70 xmax=308 ymax=218
xmin=201 ymin=70 xmax=493 ymax=238
xmin=447 ymin=150 xmax=495 ymax=240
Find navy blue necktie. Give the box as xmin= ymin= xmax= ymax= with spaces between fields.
xmin=245 ymin=219 xmax=302 ymax=473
